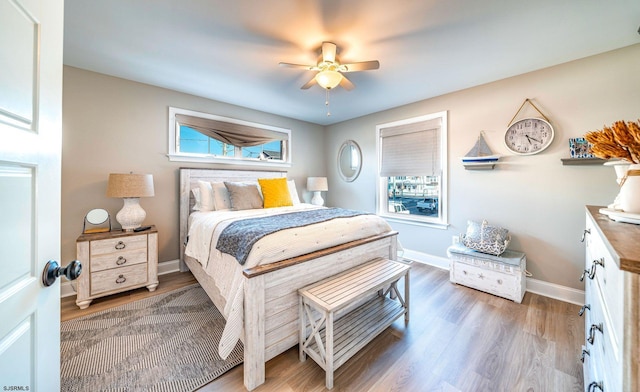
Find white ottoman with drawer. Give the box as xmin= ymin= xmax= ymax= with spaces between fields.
xmin=447 ymin=243 xmax=526 ymax=303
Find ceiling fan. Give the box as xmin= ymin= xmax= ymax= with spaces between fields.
xmin=279 ymin=42 xmax=380 ymax=91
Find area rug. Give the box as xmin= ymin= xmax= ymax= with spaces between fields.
xmin=61 ymin=284 xmax=243 ymax=392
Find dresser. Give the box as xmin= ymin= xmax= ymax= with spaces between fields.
xmin=75 ymin=226 xmax=159 ymax=309
xmin=581 ymin=206 xmax=640 ymax=392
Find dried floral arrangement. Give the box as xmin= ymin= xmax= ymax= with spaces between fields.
xmin=584 ymin=120 xmax=640 ymax=164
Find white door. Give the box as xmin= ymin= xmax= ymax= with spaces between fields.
xmin=0 ymin=0 xmax=64 ymax=390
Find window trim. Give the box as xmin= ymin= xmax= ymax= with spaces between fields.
xmin=167 ymin=107 xmax=292 ymax=167
xmin=376 ymin=111 xmax=448 ymax=227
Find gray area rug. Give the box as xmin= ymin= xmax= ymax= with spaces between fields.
xmin=61 ymin=284 xmax=243 ymax=391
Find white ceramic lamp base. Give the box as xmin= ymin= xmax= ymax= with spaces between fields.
xmin=116 ymin=197 xmax=146 ymax=231
xmin=311 ymin=191 xmax=325 ymax=206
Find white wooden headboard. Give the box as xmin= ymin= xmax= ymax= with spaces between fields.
xmin=178 ymin=168 xmax=287 ymax=271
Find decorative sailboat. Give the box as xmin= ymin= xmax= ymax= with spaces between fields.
xmin=461 ymin=132 xmax=500 ymax=170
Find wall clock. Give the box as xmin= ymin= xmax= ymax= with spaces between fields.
xmin=504 ymin=117 xmax=554 ymax=155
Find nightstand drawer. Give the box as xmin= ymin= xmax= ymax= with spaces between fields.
xmin=90 ymin=235 xmax=147 ymax=255
xmin=90 ymin=263 xmax=148 ymax=296
xmin=91 ymin=248 xmax=147 ymax=272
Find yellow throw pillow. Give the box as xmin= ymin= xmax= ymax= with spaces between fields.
xmin=258 ymin=177 xmax=293 ymax=208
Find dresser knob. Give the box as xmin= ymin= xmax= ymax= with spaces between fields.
xmin=580 ymin=347 xmax=590 ymax=363
xmin=581 ymin=228 xmax=590 ymax=243
xmin=587 ymin=258 xmax=604 ymax=280
xmin=587 ymin=323 xmax=603 ymax=345
xmin=115 ymin=241 xmax=126 ymax=250
xmin=580 ymin=269 xmax=590 ymax=282
xmin=115 ymin=275 xmax=127 ymax=284
xmin=116 ymin=256 xmax=127 ymax=265
xmin=588 ymin=381 xmax=603 ymax=391
xmin=578 ymin=304 xmax=590 ymax=317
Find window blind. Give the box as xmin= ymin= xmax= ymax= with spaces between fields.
xmin=380 ymin=117 xmax=442 ymax=177
xmin=175 ymin=114 xmax=287 ymax=147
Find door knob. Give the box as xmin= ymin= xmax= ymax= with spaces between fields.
xmin=42 ymin=260 xmax=82 ymax=287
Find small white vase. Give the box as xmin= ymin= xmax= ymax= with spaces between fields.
xmin=620 ymin=164 xmax=640 ymax=214
xmin=604 ymin=160 xmax=631 ymax=210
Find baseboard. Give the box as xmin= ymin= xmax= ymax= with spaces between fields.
xmin=60 ymin=259 xmax=181 ymax=298
xmin=403 ymin=249 xmax=585 ymax=305
xmin=525 ymin=277 xmax=585 ymax=305
xmin=402 ymin=249 xmax=449 ymax=270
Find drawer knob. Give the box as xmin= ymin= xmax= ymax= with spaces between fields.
xmin=588 ymin=381 xmax=603 ymax=391
xmin=587 ymin=323 xmax=603 ymax=345
xmin=580 ymin=347 xmax=590 ymax=363
xmin=581 ymin=228 xmax=590 ymax=243
xmin=115 ymin=275 xmax=127 ymax=284
xmin=586 ymin=258 xmax=605 ymax=280
xmin=580 ymin=268 xmax=590 ymax=282
xmin=115 ymin=241 xmax=126 ymax=250
xmin=578 ymin=304 xmax=590 ymax=317
xmin=116 ymin=256 xmax=127 ymax=265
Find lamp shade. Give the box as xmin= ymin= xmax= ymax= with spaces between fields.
xmin=307 ymin=177 xmax=328 ymax=192
xmin=106 ymin=173 xmax=154 ymax=198
xmin=315 ymin=70 xmax=343 ymax=90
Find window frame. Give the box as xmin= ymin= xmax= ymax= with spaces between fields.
xmin=376 ymin=111 xmax=448 ymax=228
xmin=167 ymin=107 xmax=292 ymax=167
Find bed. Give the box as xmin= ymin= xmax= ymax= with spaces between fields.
xmin=178 ymin=168 xmax=398 ymax=390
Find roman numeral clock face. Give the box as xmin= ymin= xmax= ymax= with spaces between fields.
xmin=504 ymin=118 xmax=555 ymax=155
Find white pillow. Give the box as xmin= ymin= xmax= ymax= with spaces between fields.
xmin=287 ymin=179 xmax=301 ymax=205
xmin=211 ymin=181 xmax=232 ymax=211
xmin=191 ymin=188 xmax=202 ymax=211
xmin=198 ymin=180 xmax=215 ymax=211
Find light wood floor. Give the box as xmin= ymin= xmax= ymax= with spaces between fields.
xmin=61 ymin=263 xmax=584 ymax=391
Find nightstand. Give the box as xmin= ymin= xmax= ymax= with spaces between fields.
xmin=75 ymin=226 xmax=159 ymax=309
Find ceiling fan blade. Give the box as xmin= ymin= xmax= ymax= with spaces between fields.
xmin=341 ymin=60 xmax=380 ymax=72
xmin=322 ymin=42 xmax=337 ymax=63
xmin=339 ymin=75 xmax=355 ymax=91
xmin=301 ymin=77 xmax=318 ymax=89
xmin=279 ymin=62 xmax=315 ymax=70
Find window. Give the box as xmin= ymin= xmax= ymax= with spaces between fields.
xmin=168 ymin=107 xmax=291 ymax=166
xmin=376 ymin=111 xmax=448 ymax=227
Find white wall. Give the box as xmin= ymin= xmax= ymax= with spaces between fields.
xmin=325 ymin=44 xmax=640 ymax=290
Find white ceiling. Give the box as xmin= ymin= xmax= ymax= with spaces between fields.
xmin=63 ymin=1 xmax=640 ymax=126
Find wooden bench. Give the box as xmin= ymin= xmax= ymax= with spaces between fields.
xmin=298 ymin=257 xmax=410 ymax=389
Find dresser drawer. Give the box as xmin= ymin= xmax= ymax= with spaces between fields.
xmin=90 ymin=234 xmax=147 ymax=256
xmin=90 ymin=263 xmax=148 ymax=296
xmin=91 ymin=248 xmax=147 ymax=272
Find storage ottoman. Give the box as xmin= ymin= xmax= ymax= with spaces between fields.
xmin=447 ymin=243 xmax=526 ymax=303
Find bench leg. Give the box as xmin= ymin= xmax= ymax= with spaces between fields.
xmin=326 ymin=311 xmax=334 ymax=389
xmin=405 ymin=270 xmax=410 ymax=322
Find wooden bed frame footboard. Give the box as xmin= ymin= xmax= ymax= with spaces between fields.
xmin=178 ymin=168 xmax=398 ymax=390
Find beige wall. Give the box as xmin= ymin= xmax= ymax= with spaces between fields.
xmin=61 ymin=67 xmax=325 ymax=266
xmin=325 ymin=43 xmax=640 ymax=290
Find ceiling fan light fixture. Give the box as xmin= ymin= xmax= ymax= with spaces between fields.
xmin=315 ymin=70 xmax=343 ymax=89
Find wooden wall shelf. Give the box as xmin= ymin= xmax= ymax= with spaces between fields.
xmin=561 ymin=158 xmax=605 ymax=165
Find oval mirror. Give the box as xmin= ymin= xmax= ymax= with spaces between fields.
xmin=86 ymin=208 xmax=109 ymax=225
xmin=337 ymin=140 xmax=362 ymax=182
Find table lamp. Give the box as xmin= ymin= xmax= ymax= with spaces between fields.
xmin=106 ymin=173 xmax=154 ymax=231
xmin=307 ymin=177 xmax=328 ymax=206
